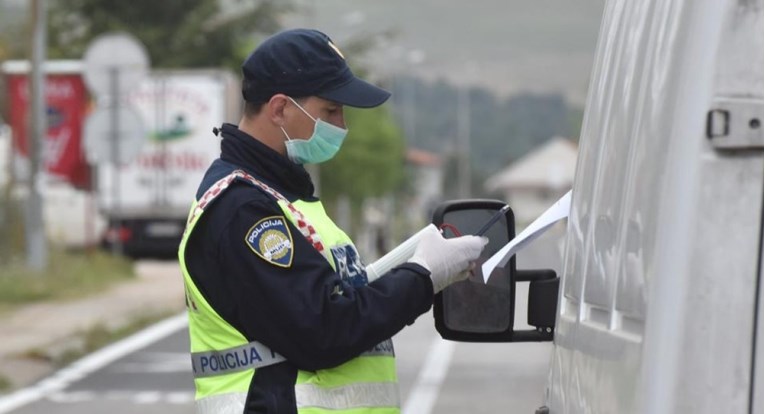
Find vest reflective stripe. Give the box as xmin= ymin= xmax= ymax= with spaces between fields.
xmin=191 ymin=341 xmax=286 ymax=378
xmin=191 ymin=339 xmax=395 ymax=379
xmin=295 ymin=382 xmax=400 ymax=410
xmin=195 ymin=392 xmax=247 ymax=414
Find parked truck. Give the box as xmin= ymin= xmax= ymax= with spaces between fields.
xmin=430 ymin=0 xmax=763 ymax=413
xmin=99 ymin=70 xmax=240 ymax=257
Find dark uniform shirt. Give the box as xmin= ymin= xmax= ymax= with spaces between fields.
xmin=183 ymin=123 xmax=434 ymax=413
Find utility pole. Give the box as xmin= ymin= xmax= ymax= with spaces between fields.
xmin=25 ymin=0 xmax=48 ymax=270
xmin=108 ymin=67 xmax=122 ymax=255
xmin=457 ymin=61 xmax=476 ymax=199
xmin=404 ymin=50 xmax=425 ymax=145
xmin=456 ymin=83 xmax=471 ymax=198
xmin=304 ymin=0 xmax=321 ymax=195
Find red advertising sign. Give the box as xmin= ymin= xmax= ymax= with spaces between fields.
xmin=6 ymin=71 xmax=91 ymax=188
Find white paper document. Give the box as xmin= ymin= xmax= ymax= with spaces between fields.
xmin=481 ymin=190 xmax=572 ymax=283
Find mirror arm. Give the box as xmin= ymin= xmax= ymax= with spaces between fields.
xmin=514 ymin=268 xmax=559 ymax=342
xmin=515 ymin=269 xmax=557 ymax=282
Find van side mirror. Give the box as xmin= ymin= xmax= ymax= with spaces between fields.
xmin=431 ymin=199 xmax=559 ymax=342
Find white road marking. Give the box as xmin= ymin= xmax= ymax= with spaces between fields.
xmin=164 ymin=391 xmax=195 ymax=404
xmin=47 ymin=391 xmax=95 ymax=403
xmin=110 ymin=352 xmax=190 ymax=373
xmin=44 ymin=390 xmax=194 ymax=405
xmin=133 ymin=391 xmax=162 ymax=404
xmin=0 ymin=313 xmax=188 ymax=413
xmin=401 ymin=337 xmax=456 ymax=414
xmin=3 ymin=312 xmax=459 ymax=412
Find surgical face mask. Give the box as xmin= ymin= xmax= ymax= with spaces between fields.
xmin=281 ymin=97 xmax=348 ymax=164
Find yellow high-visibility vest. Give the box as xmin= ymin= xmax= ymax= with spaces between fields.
xmin=179 ymin=169 xmax=399 ymax=414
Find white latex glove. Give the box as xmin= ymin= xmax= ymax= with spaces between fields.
xmin=407 ymin=224 xmax=489 ymax=293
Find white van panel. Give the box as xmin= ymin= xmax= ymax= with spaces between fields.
xmin=754 ymin=257 xmax=764 ymax=414
xmin=548 ymin=0 xmax=761 ymax=412
xmin=663 ymin=0 xmax=763 ymax=410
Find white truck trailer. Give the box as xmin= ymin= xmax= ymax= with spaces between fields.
xmin=430 ymin=0 xmax=763 ymax=412
xmin=99 ymin=70 xmax=240 ymax=257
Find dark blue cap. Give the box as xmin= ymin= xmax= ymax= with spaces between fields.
xmin=242 ymin=29 xmax=391 ymax=108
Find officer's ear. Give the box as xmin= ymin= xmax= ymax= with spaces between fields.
xmin=267 ymin=94 xmax=291 ymax=127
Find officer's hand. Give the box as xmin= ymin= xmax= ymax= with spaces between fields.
xmin=407 ymin=224 xmax=488 ymax=293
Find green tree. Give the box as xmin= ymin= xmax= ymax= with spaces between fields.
xmin=319 ymin=105 xmax=406 ymax=233
xmin=47 ymin=0 xmax=291 ymax=70
xmin=0 ymin=2 xmax=27 ymax=58
xmin=0 ymin=1 xmax=29 ymax=122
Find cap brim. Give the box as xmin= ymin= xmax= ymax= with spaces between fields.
xmin=318 ymin=76 xmax=391 ymax=108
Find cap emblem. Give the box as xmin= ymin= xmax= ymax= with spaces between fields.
xmin=328 ymin=41 xmax=345 ymax=60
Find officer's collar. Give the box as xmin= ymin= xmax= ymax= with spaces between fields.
xmin=219 ymin=123 xmax=316 ymax=200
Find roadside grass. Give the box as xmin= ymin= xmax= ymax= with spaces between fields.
xmin=0 ymin=373 xmax=10 ymax=392
xmin=0 ymin=195 xmax=177 ymax=390
xmin=0 ymin=249 xmax=135 ymax=314
xmin=0 ymin=186 xmax=136 ymax=312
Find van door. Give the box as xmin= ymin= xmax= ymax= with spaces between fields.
xmin=546 ymin=0 xmax=763 ymax=412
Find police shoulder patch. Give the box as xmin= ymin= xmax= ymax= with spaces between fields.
xmin=245 ymin=216 xmax=294 ymax=268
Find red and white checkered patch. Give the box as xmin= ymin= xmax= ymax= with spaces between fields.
xmin=188 ymin=170 xmax=324 ymax=253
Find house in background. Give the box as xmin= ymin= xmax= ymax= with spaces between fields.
xmin=485 ymin=136 xmax=578 ymax=224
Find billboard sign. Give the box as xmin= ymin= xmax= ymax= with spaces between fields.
xmin=3 ymin=61 xmax=91 ymax=188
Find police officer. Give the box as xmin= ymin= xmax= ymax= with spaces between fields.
xmin=179 ymin=28 xmax=488 ymax=414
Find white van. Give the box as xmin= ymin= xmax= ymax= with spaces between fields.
xmin=430 ymin=0 xmax=763 ymax=412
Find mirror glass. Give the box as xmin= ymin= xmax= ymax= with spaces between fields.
xmin=440 ymin=208 xmax=513 ymax=333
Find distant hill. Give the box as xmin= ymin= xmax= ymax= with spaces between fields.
xmin=388 ymin=76 xmax=581 ymax=181
xmin=282 ymin=1 xmax=601 ymax=193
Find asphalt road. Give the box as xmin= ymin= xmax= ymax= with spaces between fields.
xmin=3 ymin=227 xmax=565 ymax=414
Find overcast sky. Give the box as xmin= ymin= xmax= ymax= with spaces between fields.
xmin=284 ymin=0 xmax=607 ymax=105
